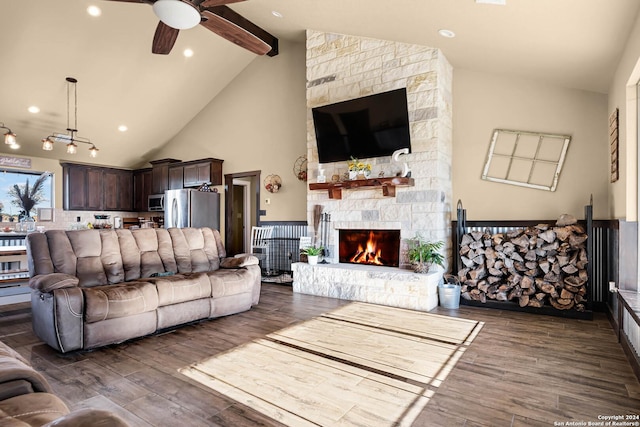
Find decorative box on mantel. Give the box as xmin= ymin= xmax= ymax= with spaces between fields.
xmin=292 ymin=262 xmax=442 ymax=311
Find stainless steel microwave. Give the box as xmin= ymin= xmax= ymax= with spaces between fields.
xmin=148 ymin=194 xmax=164 ymax=212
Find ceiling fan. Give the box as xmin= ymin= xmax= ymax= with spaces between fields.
xmin=106 ymin=0 xmax=278 ymax=56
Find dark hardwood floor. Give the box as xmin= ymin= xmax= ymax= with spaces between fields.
xmin=0 ymin=283 xmax=638 ymax=426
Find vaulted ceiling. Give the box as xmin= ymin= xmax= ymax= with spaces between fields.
xmin=1 ymin=0 xmax=638 ymax=168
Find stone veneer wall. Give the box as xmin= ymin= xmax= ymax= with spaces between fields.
xmin=306 ymin=30 xmax=453 ymax=267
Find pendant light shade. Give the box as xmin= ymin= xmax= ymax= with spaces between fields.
xmin=42 ymin=138 xmax=54 ymax=151
xmin=0 ymin=123 xmax=17 ymax=149
xmin=66 ymin=142 xmax=78 ymax=154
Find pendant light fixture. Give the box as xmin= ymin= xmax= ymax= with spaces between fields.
xmin=0 ymin=123 xmax=18 ymax=149
xmin=42 ymin=77 xmax=99 ymax=157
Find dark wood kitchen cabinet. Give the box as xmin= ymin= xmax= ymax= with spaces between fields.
xmin=150 ymin=158 xmax=181 ymax=194
xmin=104 ymin=169 xmax=133 ymax=211
xmin=182 ymin=158 xmax=223 ymax=187
xmin=62 ymin=163 xmax=133 ymax=211
xmin=133 ymin=168 xmax=152 ymax=212
xmin=168 ymin=165 xmax=184 ymax=190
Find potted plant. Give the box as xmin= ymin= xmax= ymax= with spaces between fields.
xmin=301 ymin=245 xmax=324 ymax=265
xmin=406 ymin=236 xmax=444 ymax=273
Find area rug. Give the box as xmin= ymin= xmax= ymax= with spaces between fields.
xmin=179 ymin=302 xmax=483 ymax=426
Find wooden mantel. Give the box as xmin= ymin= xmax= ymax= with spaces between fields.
xmin=308 ymin=176 xmax=414 ymax=199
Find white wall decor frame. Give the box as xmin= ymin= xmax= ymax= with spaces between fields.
xmin=481 ymin=129 xmax=571 ymax=192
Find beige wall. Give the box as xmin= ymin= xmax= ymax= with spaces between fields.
xmin=608 ymin=10 xmax=640 ymax=221
xmin=452 ymin=69 xmax=609 ymax=220
xmin=154 ymin=40 xmax=309 ymax=232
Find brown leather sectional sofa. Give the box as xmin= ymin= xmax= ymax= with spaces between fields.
xmin=0 ymin=340 xmax=129 ymax=426
xmin=26 ymin=227 xmax=261 ymax=353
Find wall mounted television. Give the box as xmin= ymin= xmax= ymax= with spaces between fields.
xmin=312 ymin=88 xmax=412 ymax=164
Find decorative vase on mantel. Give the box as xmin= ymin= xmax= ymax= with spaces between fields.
xmin=348 ymin=170 xmax=358 ymax=180
xmin=307 ymin=255 xmax=319 ymax=265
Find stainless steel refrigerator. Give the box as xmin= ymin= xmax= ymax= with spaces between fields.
xmin=164 ymin=189 xmax=220 ymax=230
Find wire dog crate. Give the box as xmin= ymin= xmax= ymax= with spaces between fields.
xmin=260 ymin=221 xmax=308 ymax=276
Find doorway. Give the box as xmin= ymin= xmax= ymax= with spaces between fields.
xmin=224 ymin=171 xmax=261 ymax=255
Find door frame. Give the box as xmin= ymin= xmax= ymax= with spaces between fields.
xmin=224 ymin=170 xmax=261 ymax=254
xmin=232 ymin=178 xmax=252 ymax=252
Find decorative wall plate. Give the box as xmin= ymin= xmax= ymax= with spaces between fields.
xmin=293 ymin=155 xmax=307 ymax=181
xmin=264 ymin=174 xmax=282 ymax=193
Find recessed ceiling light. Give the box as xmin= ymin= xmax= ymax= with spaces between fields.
xmin=438 ymin=29 xmax=456 ymax=38
xmin=271 ymin=10 xmax=283 ymax=18
xmin=28 ymin=106 xmax=40 ymax=114
xmin=87 ymin=5 xmax=102 ymax=17
xmin=183 ymin=48 xmax=194 ymax=58
xmin=118 ymin=125 xmax=128 ymax=132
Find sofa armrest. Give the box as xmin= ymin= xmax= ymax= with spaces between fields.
xmin=0 ymin=352 xmax=52 ymax=400
xmin=29 ymin=274 xmax=79 ymax=293
xmin=220 ymin=254 xmax=259 ymax=269
xmin=43 ymin=408 xmax=131 ymax=427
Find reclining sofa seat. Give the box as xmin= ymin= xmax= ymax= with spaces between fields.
xmin=26 ymin=227 xmax=261 ymax=353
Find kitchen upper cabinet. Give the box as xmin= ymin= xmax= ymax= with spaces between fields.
xmin=64 ymin=165 xmax=88 ymax=210
xmin=168 ymin=165 xmax=184 ymax=190
xmin=104 ymin=169 xmax=133 ymax=211
xmin=62 ymin=163 xmax=133 ymax=211
xmin=86 ymin=168 xmax=104 ymax=210
xmin=182 ymin=158 xmax=223 ymax=187
xmin=150 ymin=158 xmax=180 ymax=194
xmin=133 ymin=168 xmax=152 ymax=212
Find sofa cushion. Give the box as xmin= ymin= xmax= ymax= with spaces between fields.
xmin=208 ymin=269 xmax=254 ymax=298
xmin=116 ymin=229 xmax=178 ymax=282
xmin=99 ymin=230 xmax=125 ymax=284
xmin=44 ymin=230 xmax=77 ymax=276
xmin=83 ymin=282 xmax=159 ymax=324
xmin=168 ymin=228 xmax=219 ymax=273
xmin=67 ymin=230 xmax=108 ymax=287
xmin=143 ymin=273 xmax=211 ymax=306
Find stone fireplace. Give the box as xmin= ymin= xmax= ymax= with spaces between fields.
xmin=305 ymin=30 xmax=453 ymax=263
xmin=293 ymin=30 xmax=453 ymax=311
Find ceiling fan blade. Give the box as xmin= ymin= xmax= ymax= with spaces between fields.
xmin=200 ymin=0 xmax=245 ymax=7
xmin=201 ymin=6 xmax=278 ymax=56
xmin=152 ymin=21 xmax=180 ymax=54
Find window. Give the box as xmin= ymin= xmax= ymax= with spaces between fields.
xmin=481 ymin=129 xmax=571 ymax=192
xmin=0 ymin=170 xmax=53 ymax=221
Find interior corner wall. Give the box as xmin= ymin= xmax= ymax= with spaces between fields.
xmin=608 ymin=9 xmax=640 ymax=222
xmin=452 ymin=69 xmax=609 ymax=221
xmin=153 ymin=40 xmax=309 ymax=229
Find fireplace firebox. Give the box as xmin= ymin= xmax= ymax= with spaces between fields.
xmin=339 ymin=229 xmax=401 ymax=267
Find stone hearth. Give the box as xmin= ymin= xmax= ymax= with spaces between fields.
xmin=292 ymin=263 xmax=442 ymax=311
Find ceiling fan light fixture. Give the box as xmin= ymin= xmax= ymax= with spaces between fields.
xmin=9 ymin=142 xmax=19 ymax=150
xmin=153 ymin=0 xmax=201 ymax=30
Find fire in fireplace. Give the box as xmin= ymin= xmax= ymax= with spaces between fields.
xmin=339 ymin=229 xmax=401 ymax=267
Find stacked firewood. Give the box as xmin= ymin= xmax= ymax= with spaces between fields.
xmin=457 ymin=223 xmax=588 ymax=311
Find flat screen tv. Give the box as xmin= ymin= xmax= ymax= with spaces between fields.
xmin=312 ymin=88 xmax=412 ymax=164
